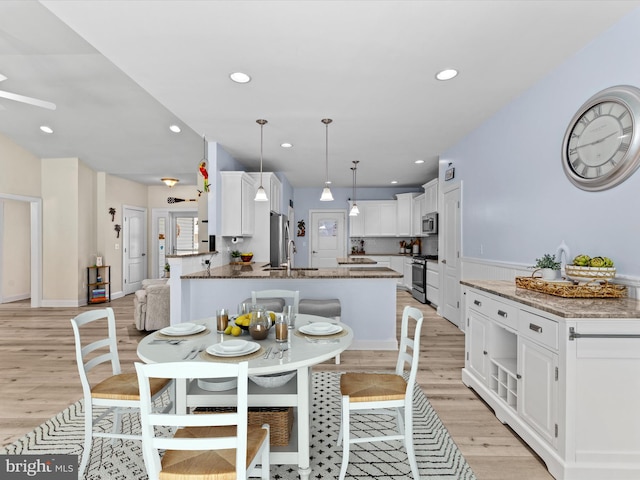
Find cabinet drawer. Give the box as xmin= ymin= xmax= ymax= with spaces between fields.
xmin=519 ymin=310 xmax=558 ymax=351
xmin=467 ymin=290 xmax=518 ymax=330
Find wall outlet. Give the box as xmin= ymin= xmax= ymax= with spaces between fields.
xmin=115 ymin=243 xmax=119 ymax=250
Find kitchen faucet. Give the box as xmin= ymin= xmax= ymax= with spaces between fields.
xmin=283 ymin=222 xmax=296 ymax=274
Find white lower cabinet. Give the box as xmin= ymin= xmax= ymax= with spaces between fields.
xmin=518 ymin=337 xmax=558 ymax=446
xmin=462 ymin=284 xmax=640 ymax=480
xmin=403 ymin=257 xmax=413 ymax=289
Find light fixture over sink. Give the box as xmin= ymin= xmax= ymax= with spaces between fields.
xmin=350 ymin=160 xmax=360 ymax=216
xmin=254 ymin=119 xmax=269 ymax=202
xmin=320 ymin=118 xmax=334 ymax=201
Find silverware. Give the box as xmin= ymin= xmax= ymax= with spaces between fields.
xmin=190 ymin=344 xmax=206 ymax=360
xmin=150 ymin=339 xmax=184 ymax=345
xmin=183 ymin=346 xmax=197 ymax=360
xmin=263 ymin=346 xmax=272 ymax=359
xmin=305 ymin=337 xmax=340 ymax=344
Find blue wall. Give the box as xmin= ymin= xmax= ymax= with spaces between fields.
xmin=442 ymin=8 xmax=640 ymax=276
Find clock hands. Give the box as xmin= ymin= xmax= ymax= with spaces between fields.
xmin=575 ymin=130 xmax=619 ymax=149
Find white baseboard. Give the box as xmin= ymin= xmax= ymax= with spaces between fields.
xmin=349 ymin=339 xmax=398 ymax=351
xmin=0 ymin=292 xmax=30 ymax=304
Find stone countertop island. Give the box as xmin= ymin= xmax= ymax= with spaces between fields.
xmin=173 ymin=263 xmax=402 ymax=350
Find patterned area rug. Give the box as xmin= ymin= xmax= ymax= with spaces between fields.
xmin=1 ymin=372 xmax=476 ymax=479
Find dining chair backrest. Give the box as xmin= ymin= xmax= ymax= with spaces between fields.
xmin=70 ymin=307 xmax=122 ymax=394
xmin=252 ymin=289 xmax=299 ymax=315
xmin=135 ymin=361 xmax=256 ymax=480
xmin=396 ymin=305 xmax=424 ymax=406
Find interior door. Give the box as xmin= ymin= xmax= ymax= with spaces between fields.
xmin=441 ymin=182 xmax=462 ymax=328
xmin=123 ymin=205 xmax=147 ymax=295
xmin=309 ymin=210 xmax=346 ymax=268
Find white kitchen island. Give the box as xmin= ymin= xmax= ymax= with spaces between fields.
xmin=171 ymin=262 xmax=402 ymax=350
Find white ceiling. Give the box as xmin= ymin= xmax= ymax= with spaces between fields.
xmin=1 ymin=1 xmax=638 ymax=188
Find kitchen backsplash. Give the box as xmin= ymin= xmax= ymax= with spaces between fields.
xmin=350 ymin=235 xmax=438 ymax=256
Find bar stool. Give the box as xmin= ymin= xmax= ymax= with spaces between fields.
xmin=299 ymin=298 xmax=342 ymax=363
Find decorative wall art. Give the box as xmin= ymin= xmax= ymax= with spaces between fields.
xmin=108 ymin=207 xmax=116 ymax=221
xmin=297 ymin=219 xmax=306 ymax=237
xmin=114 ymin=224 xmax=121 ymax=238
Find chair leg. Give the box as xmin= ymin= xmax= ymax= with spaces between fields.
xmin=338 ymin=396 xmax=350 ymax=480
xmin=78 ymin=402 xmax=93 ymax=479
xmin=404 ymin=405 xmax=419 ymax=479
xmin=261 ymin=435 xmax=270 ymax=480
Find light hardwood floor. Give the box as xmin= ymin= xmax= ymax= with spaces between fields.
xmin=0 ymin=290 xmax=552 ymax=480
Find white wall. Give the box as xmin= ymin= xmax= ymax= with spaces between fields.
xmin=443 ymin=8 xmax=640 ymax=277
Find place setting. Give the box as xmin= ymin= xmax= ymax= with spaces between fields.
xmin=200 ymin=339 xmax=266 ymax=362
xmin=295 ymin=320 xmax=347 ymax=342
xmin=154 ymin=322 xmax=209 ymax=339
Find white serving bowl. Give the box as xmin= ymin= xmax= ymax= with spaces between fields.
xmin=565 ymin=265 xmax=616 ymax=283
xmin=249 ymin=371 xmax=296 ymax=388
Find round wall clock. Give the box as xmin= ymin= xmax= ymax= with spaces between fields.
xmin=562 ymin=85 xmax=640 ymax=191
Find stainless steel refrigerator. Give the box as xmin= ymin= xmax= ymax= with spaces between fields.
xmin=270 ymin=212 xmax=289 ymax=267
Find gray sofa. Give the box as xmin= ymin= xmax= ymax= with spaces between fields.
xmin=134 ymin=278 xmax=170 ymax=331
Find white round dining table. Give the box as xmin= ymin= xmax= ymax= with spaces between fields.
xmin=137 ymin=314 xmax=353 ymax=480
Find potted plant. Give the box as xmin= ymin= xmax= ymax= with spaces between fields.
xmin=231 ymin=250 xmax=241 ymax=263
xmin=164 ymin=262 xmax=170 ymax=278
xmin=531 ymin=253 xmax=561 ymax=281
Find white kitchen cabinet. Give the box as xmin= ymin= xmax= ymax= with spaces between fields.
xmin=426 ymin=260 xmax=439 ymax=306
xmin=270 ymin=174 xmax=282 ymax=214
xmin=403 ymin=257 xmax=413 ymax=290
xmin=395 ymin=193 xmax=418 ymax=236
xmin=518 ymin=336 xmax=558 ymax=446
xmin=423 ymin=179 xmax=438 ymax=214
xmin=390 ymin=256 xmax=404 ymax=286
xmin=462 ymin=282 xmax=640 ymax=480
xmin=220 ymin=172 xmax=255 ymax=237
xmin=364 ymin=255 xmax=390 ymax=268
xmin=363 ymin=201 xmax=397 ymax=236
xmin=411 ymin=193 xmax=425 ymax=236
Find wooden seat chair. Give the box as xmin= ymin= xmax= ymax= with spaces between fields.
xmin=252 ymin=289 xmax=299 ymax=315
xmin=135 ymin=361 xmax=270 ymax=480
xmin=337 ymin=305 xmax=424 ymax=480
xmin=70 ymin=307 xmax=173 ymax=479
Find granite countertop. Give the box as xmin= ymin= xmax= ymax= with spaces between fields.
xmin=338 ymin=257 xmax=377 ymax=265
xmin=350 ymin=253 xmax=414 ymax=257
xmin=461 ymin=280 xmax=640 ymax=319
xmin=166 ymin=252 xmax=218 ymax=258
xmin=183 ymin=262 xmax=402 ymax=279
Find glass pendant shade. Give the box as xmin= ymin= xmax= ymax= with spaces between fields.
xmin=255 ymin=119 xmax=269 ymax=202
xmin=255 ymin=185 xmax=268 ymax=202
xmin=349 ymin=203 xmax=359 ymax=216
xmin=320 ymin=184 xmax=334 ymax=201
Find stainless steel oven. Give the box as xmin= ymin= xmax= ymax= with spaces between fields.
xmin=411 ymin=256 xmax=427 ymax=303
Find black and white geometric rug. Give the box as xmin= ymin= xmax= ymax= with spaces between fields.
xmin=1 ymin=372 xmax=476 ymax=479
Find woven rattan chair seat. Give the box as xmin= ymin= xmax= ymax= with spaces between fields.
xmin=159 ymin=419 xmax=268 ymax=479
xmin=340 ymin=372 xmax=407 ymax=402
xmin=91 ymin=373 xmax=170 ymax=401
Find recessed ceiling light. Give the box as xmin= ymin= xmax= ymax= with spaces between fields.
xmin=169 ymin=124 xmax=181 ymax=133
xmin=436 ymin=68 xmax=458 ymax=81
xmin=40 ymin=125 xmax=53 ymax=134
xmin=281 ymin=143 xmax=293 ymax=148
xmin=414 ymin=159 xmax=424 ymax=164
xmin=391 ymin=180 xmax=398 ymax=184
xmin=230 ymin=72 xmax=251 ymax=84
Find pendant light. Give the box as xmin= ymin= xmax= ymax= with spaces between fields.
xmin=255 ymin=119 xmax=269 ymax=202
xmin=320 ymin=118 xmax=334 ymax=201
xmin=349 ymin=160 xmax=360 ymax=216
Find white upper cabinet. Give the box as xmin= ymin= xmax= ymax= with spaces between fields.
xmin=221 ymin=172 xmax=256 ymax=236
xmin=363 ymin=201 xmax=397 ymax=236
xmin=395 ymin=193 xmax=418 ymax=236
xmin=269 ymin=174 xmax=282 ymax=214
xmin=423 ymin=179 xmax=438 ymax=214
xmin=412 ymin=193 xmax=425 ymax=236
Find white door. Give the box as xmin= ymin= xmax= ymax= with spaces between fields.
xmin=441 ymin=182 xmax=462 ymax=328
xmin=123 ymin=205 xmax=147 ymax=295
xmin=309 ymin=210 xmax=347 ymax=268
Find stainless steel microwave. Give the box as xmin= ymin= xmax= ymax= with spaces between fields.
xmin=422 ymin=212 xmax=438 ymax=235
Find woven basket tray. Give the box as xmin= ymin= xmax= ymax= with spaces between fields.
xmin=194 ymin=406 xmax=294 ymax=446
xmin=515 ymin=276 xmax=627 ymax=298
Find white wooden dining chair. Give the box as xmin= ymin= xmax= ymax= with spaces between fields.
xmin=252 ymin=289 xmax=299 ymax=315
xmin=337 ymin=305 xmax=424 ymax=480
xmin=70 ymin=307 xmax=173 ymax=479
xmin=135 ymin=361 xmax=270 ymax=480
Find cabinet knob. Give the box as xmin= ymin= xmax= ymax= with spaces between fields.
xmin=516 ymin=374 xmax=522 ymax=379
xmin=498 ymin=309 xmax=507 ymax=318
xmin=483 ymin=350 xmax=488 ymax=355
xmin=442 ymin=259 xmax=447 ymax=264
xmin=474 ymin=300 xmax=482 ymax=306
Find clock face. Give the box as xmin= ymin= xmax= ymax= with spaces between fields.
xmin=566 ymin=101 xmax=632 ymax=179
xmin=562 ymin=85 xmax=640 ymax=191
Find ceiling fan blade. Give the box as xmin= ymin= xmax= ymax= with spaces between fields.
xmin=0 ymin=89 xmax=56 ymax=110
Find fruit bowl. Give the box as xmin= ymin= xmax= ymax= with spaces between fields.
xmin=565 ymin=265 xmax=616 ymax=283
xmin=249 ymin=371 xmax=296 ymax=388
xmin=240 ymin=253 xmax=253 ymax=262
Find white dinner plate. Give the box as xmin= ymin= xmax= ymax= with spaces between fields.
xmin=217 ymin=339 xmax=248 ymax=352
xmin=207 ymin=341 xmax=260 ymax=357
xmin=299 ymin=323 xmax=343 ymax=336
xmin=159 ymin=324 xmax=206 ymax=336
